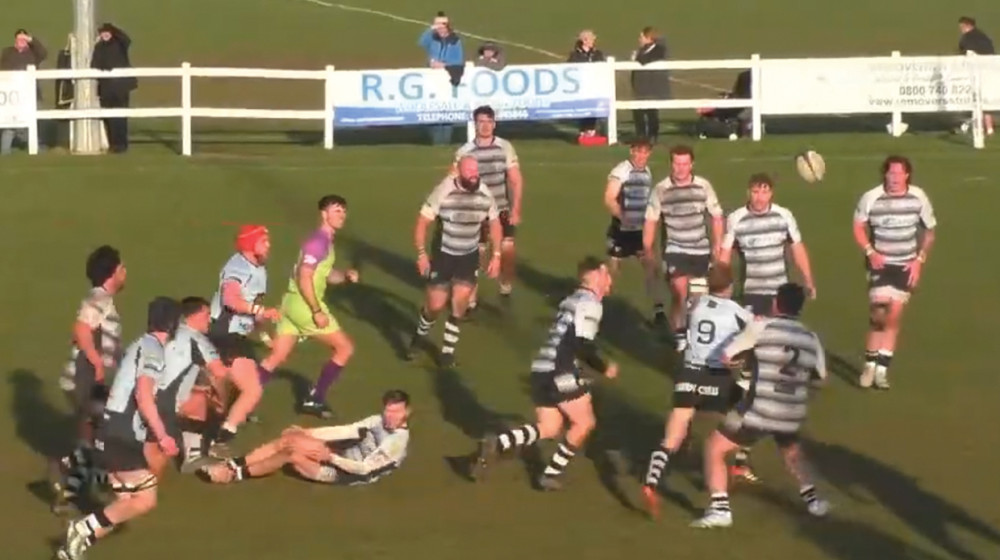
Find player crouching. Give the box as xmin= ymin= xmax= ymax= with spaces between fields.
xmin=200 ymin=390 xmax=410 ymax=486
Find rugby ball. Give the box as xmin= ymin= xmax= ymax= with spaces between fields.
xmin=795 ymin=150 xmax=826 ymax=183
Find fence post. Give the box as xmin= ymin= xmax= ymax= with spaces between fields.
xmin=606 ymin=57 xmax=618 ymax=145
xmin=464 ymin=61 xmax=475 ymax=143
xmin=324 ymin=65 xmax=335 ymax=149
xmin=968 ymin=51 xmax=985 ymax=149
xmin=750 ymin=54 xmax=762 ymax=141
xmin=889 ymin=50 xmax=905 ymax=137
xmin=26 ymin=65 xmax=39 ymax=155
xmin=181 ymin=62 xmax=192 ymax=156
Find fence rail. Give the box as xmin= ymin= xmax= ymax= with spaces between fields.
xmin=0 ymin=51 xmax=993 ymax=156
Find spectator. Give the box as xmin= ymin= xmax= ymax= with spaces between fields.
xmin=475 ymin=42 xmax=506 ymax=71
xmin=91 ymin=23 xmax=137 ymax=154
xmin=567 ymin=30 xmax=606 ymax=139
xmin=630 ymin=26 xmax=671 ymax=143
xmin=54 ymin=35 xmax=74 ymax=150
xmin=0 ymin=29 xmax=47 ymax=155
xmin=957 ymin=16 xmax=994 ymax=135
xmin=418 ymin=12 xmax=465 ymax=146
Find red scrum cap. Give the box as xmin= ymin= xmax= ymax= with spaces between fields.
xmin=236 ymin=225 xmax=269 ymax=253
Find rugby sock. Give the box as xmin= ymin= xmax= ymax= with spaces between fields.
xmin=799 ymin=485 xmax=819 ymax=506
xmin=673 ymin=328 xmax=686 ymax=347
xmin=652 ymin=303 xmax=665 ymax=318
xmin=183 ymin=431 xmax=203 ymax=459
xmin=875 ymin=350 xmax=893 ymax=372
xmin=733 ymin=447 xmax=752 ymax=468
xmin=415 ymin=309 xmax=435 ymax=338
xmin=864 ymin=350 xmax=878 ymax=368
xmin=542 ymin=439 xmax=578 ymax=478
xmin=709 ymin=492 xmax=731 ymax=513
xmin=257 ymin=364 xmax=274 ymax=385
xmin=499 ymin=282 xmax=512 ymax=296
xmin=228 ymin=456 xmax=249 ymax=480
xmin=440 ymin=316 xmax=461 ymax=356
xmin=644 ymin=445 xmax=670 ymax=488
xmin=80 ymin=510 xmax=114 ymax=545
xmin=309 ymin=361 xmax=344 ymax=401
xmin=63 ymin=444 xmax=93 ymax=498
xmin=497 ymin=424 xmax=539 ymax=452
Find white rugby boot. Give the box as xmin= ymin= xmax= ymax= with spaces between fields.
xmin=859 ymin=362 xmax=876 ymax=388
xmin=690 ymin=508 xmax=733 ymax=528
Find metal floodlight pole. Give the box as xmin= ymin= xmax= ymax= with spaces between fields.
xmin=72 ymin=0 xmax=103 ymax=154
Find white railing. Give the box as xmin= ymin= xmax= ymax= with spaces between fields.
xmin=0 ymin=51 xmax=994 ymax=156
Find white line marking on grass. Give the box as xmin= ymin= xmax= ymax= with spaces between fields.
xmin=300 ymin=0 xmax=728 ymax=92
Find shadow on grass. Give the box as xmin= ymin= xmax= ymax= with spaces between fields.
xmin=828 ymin=353 xmax=863 ymax=388
xmin=804 ymin=439 xmax=1000 ymax=560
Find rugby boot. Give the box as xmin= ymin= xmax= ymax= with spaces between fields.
xmin=438 ymin=352 xmax=456 ymax=371
xmin=537 ymin=474 xmax=563 ymax=491
xmin=807 ymin=498 xmax=831 ymax=518
xmin=690 ymin=508 xmax=733 ymax=528
xmin=470 ymin=434 xmax=500 ymax=481
xmin=641 ymin=485 xmax=661 ymax=520
xmin=729 ymin=464 xmax=761 ymax=484
xmin=859 ymin=362 xmax=876 ymax=388
xmin=299 ymin=399 xmax=334 ymax=419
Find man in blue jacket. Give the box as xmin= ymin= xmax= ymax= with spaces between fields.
xmin=418 ymin=13 xmax=465 ymax=145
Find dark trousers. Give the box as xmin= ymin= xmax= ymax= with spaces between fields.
xmin=632 ymin=109 xmax=659 ymax=141
xmin=99 ymin=92 xmax=130 ymax=152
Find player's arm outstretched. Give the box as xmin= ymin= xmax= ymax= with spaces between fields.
xmin=575 ymin=300 xmax=618 ymax=379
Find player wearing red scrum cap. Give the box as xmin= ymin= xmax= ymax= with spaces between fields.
xmin=204 ymin=225 xmax=280 ymax=457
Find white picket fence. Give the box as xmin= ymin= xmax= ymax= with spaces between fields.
xmin=1 ymin=51 xmax=993 ymax=156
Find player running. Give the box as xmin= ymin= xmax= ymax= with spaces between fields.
xmin=853 ymin=155 xmax=936 ymax=390
xmin=472 ymin=257 xmax=617 ymax=491
xmin=257 ymin=195 xmax=360 ymax=419
xmin=603 ymin=138 xmax=665 ymax=326
xmin=199 ymin=390 xmax=410 ymax=486
xmin=641 ymin=263 xmax=751 ymax=518
xmin=643 ymin=145 xmax=724 ymax=349
xmin=454 ymin=105 xmax=523 ymax=309
xmin=51 ymin=246 xmax=126 ymax=515
xmin=206 ymin=225 xmax=279 ymax=452
xmin=406 ymin=156 xmax=502 ymax=368
xmin=57 ymin=297 xmax=181 ymax=560
xmin=690 ymin=283 xmax=830 ymax=529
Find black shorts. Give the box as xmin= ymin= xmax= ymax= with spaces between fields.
xmin=672 ymin=366 xmax=736 ymax=413
xmin=428 ymin=251 xmax=479 ymax=287
xmin=719 ymin=412 xmax=799 ymax=448
xmin=867 ymin=263 xmax=911 ymax=300
xmin=479 ymin=210 xmax=517 ymax=243
xmin=530 ymin=370 xmax=591 ymax=408
xmin=606 ymin=224 xmax=644 ymax=259
xmin=740 ymin=293 xmax=775 ymax=317
xmin=663 ymin=252 xmax=711 ymax=278
xmin=94 ymin=435 xmax=148 ymax=472
xmin=208 ymin=330 xmax=257 ymax=366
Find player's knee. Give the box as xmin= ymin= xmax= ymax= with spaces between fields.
xmin=332 ymin=334 xmax=354 ymax=361
xmin=536 ymin=418 xmax=562 ymax=440
xmin=570 ymin=412 xmax=596 ymax=436
xmin=868 ymin=303 xmax=888 ymax=330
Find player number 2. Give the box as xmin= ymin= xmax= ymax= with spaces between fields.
xmin=695 ymin=320 xmax=715 ymax=344
xmin=775 ymin=346 xmax=801 ymax=394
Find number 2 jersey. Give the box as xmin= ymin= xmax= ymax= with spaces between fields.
xmin=684 ymin=295 xmax=753 ymax=369
xmin=723 ymin=316 xmax=828 ymax=434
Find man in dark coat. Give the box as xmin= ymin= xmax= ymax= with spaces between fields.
xmin=630 ymin=27 xmax=671 ymax=143
xmin=567 ymin=30 xmax=606 ymax=137
xmin=957 ymin=16 xmax=995 ymax=135
xmin=91 ymin=23 xmax=137 ymax=153
xmin=0 ymin=29 xmax=47 ymax=155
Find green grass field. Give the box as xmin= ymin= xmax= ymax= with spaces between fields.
xmin=4 ymin=1 xmax=1000 ymax=559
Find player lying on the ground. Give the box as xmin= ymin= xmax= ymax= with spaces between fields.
xmin=200 ymin=390 xmax=410 ymax=486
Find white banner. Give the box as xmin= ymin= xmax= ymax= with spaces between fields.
xmin=0 ymin=72 xmax=36 ymax=128
xmin=330 ymin=63 xmax=612 ymax=127
xmin=760 ymin=55 xmax=1000 ymax=115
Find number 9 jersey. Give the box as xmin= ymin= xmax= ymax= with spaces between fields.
xmin=684 ymin=295 xmax=753 ymax=370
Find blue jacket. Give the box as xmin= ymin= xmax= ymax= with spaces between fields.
xmin=418 ymin=28 xmax=464 ymax=66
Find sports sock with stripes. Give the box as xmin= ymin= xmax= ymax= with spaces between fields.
xmin=644 ymin=445 xmax=671 ymax=488
xmin=875 ymin=350 xmax=893 ymax=371
xmin=440 ymin=315 xmax=461 ymax=356
xmin=497 ymin=424 xmax=539 ymax=452
xmin=709 ymin=492 xmax=731 ymax=513
xmin=415 ymin=309 xmax=435 ymax=338
xmin=542 ymin=439 xmax=578 ymax=478
xmin=799 ymin=485 xmax=819 ymax=506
